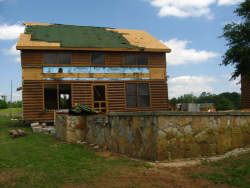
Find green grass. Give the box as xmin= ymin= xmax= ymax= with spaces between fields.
xmin=192 ymin=153 xmax=250 ymax=187
xmin=0 ymin=117 xmax=151 ymax=188
xmin=0 ymin=108 xmax=22 ymax=117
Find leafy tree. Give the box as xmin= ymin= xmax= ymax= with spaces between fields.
xmin=0 ymin=99 xmax=8 ymax=109
xmin=220 ymin=0 xmax=250 ymax=80
xmin=170 ymin=92 xmax=241 ymax=110
xmin=217 ymin=97 xmax=234 ymax=111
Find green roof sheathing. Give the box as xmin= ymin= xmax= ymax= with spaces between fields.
xmin=199 ymin=103 xmax=215 ymax=108
xmin=24 ymin=24 xmax=142 ymax=49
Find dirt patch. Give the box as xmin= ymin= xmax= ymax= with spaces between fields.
xmin=64 ymin=166 xmax=229 ymax=188
xmin=0 ymin=169 xmax=23 ymax=187
xmin=77 ymin=147 xmax=250 ymax=188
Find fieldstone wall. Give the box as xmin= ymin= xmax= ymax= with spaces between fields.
xmin=56 ymin=115 xmax=86 ymax=142
xmin=56 ymin=111 xmax=250 ymax=161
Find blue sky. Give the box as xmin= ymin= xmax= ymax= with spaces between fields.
xmin=0 ymin=0 xmax=244 ymax=101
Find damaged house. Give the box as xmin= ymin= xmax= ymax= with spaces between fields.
xmin=16 ymin=23 xmax=171 ymax=122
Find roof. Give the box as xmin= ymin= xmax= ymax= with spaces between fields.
xmin=16 ymin=23 xmax=171 ymax=52
xmin=199 ymin=103 xmax=215 ymax=108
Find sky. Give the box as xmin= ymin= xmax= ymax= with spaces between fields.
xmin=0 ymin=0 xmax=245 ymax=101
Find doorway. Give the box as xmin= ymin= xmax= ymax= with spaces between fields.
xmin=93 ymin=85 xmax=107 ymax=113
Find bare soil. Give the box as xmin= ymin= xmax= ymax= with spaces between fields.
xmin=72 ymin=147 xmax=249 ymax=188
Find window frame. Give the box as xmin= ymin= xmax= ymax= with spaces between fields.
xmin=43 ymin=53 xmax=72 ymax=65
xmin=44 ymin=83 xmax=72 ymax=110
xmin=124 ymin=54 xmax=148 ymax=66
xmin=125 ymin=83 xmax=150 ymax=109
xmin=91 ymin=53 xmax=106 ymax=65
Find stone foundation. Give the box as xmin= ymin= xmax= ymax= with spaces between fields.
xmin=56 ymin=111 xmax=250 ymax=161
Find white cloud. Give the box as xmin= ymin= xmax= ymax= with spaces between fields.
xmin=168 ymin=75 xmax=217 ymax=98
xmin=11 ymin=56 xmax=21 ymax=62
xmin=146 ymin=0 xmax=216 ymax=19
xmin=2 ymin=44 xmax=19 ymax=55
xmin=218 ymin=0 xmax=244 ymax=6
xmin=0 ymin=23 xmax=24 ymax=40
xmin=163 ymin=38 xmax=219 ymax=65
xmin=145 ymin=0 xmax=244 ymax=18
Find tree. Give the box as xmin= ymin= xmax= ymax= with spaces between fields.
xmin=0 ymin=99 xmax=8 ymax=109
xmin=217 ymin=97 xmax=234 ymax=111
xmin=220 ymin=0 xmax=250 ymax=80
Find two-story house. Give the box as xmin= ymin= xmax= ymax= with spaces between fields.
xmin=16 ymin=23 xmax=171 ymax=122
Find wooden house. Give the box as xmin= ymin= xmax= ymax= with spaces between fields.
xmin=16 ymin=23 xmax=171 ymax=122
xmin=199 ymin=103 xmax=216 ymax=112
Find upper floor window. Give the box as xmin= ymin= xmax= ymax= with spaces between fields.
xmin=91 ymin=54 xmax=105 ymax=65
xmin=44 ymin=54 xmax=71 ymax=64
xmin=124 ymin=55 xmax=148 ymax=65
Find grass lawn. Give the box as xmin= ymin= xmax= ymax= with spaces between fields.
xmin=0 ymin=108 xmax=22 ymax=117
xmin=0 ymin=117 xmax=151 ymax=188
xmin=191 ymin=153 xmax=250 ymax=188
xmin=1 ymin=116 xmax=250 ymax=187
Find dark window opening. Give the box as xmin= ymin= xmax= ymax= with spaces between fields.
xmin=137 ymin=55 xmax=148 ymax=65
xmin=93 ymin=85 xmax=107 ymax=113
xmin=124 ymin=55 xmax=136 ymax=65
xmin=58 ymin=54 xmax=71 ymax=64
xmin=44 ymin=84 xmax=71 ymax=110
xmin=44 ymin=54 xmax=71 ymax=64
xmin=91 ymin=54 xmax=105 ymax=65
xmin=94 ymin=86 xmax=106 ymax=101
xmin=44 ymin=54 xmax=56 ymax=64
xmin=124 ymin=55 xmax=148 ymax=65
xmin=59 ymin=84 xmax=71 ymax=109
xmin=44 ymin=84 xmax=58 ymax=109
xmin=126 ymin=83 xmax=150 ymax=108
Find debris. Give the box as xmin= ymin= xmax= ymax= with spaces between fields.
xmin=31 ymin=122 xmax=40 ymax=127
xmin=69 ymin=103 xmax=100 ymax=115
xmin=94 ymin=145 xmax=100 ymax=149
xmin=76 ymin=141 xmax=86 ymax=145
xmin=17 ymin=129 xmax=27 ymax=137
xmin=30 ymin=122 xmax=56 ymax=135
xmin=9 ymin=130 xmax=19 ymax=138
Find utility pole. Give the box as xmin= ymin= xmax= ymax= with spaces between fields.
xmin=10 ymin=80 xmax=12 ymax=117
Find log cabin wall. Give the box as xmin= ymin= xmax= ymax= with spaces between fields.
xmin=21 ymin=51 xmax=169 ymax=122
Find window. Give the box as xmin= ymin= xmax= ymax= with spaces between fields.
xmin=125 ymin=83 xmax=150 ymax=108
xmin=124 ymin=55 xmax=148 ymax=65
xmin=44 ymin=84 xmax=71 ymax=110
xmin=91 ymin=54 xmax=105 ymax=65
xmin=44 ymin=54 xmax=71 ymax=64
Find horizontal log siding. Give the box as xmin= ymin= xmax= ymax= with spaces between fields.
xmin=22 ymin=81 xmax=54 ymax=121
xmin=21 ymin=51 xmax=166 ymax=68
xmin=21 ymin=51 xmax=43 ymax=66
xmin=22 ymin=80 xmax=168 ymax=122
xmin=242 ymin=79 xmax=250 ymax=109
xmin=107 ymin=83 xmax=126 ymax=111
xmin=72 ymin=83 xmax=92 ymax=107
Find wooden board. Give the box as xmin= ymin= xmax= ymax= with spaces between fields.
xmin=22 ymin=80 xmax=169 ymax=122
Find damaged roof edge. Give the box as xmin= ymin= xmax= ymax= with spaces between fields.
xmin=17 ymin=23 xmax=171 ymax=52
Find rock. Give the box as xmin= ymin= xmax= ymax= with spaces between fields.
xmin=94 ymin=145 xmax=99 ymax=149
xmin=31 ymin=122 xmax=40 ymax=127
xmin=31 ymin=126 xmax=42 ymax=133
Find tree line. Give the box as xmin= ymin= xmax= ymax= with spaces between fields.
xmin=170 ymin=92 xmax=241 ymax=111
xmin=0 ymin=100 xmax=22 ymax=109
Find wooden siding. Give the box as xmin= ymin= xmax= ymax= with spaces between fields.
xmin=21 ymin=51 xmax=166 ymax=68
xmin=242 ymin=78 xmax=250 ymax=109
xmin=22 ymin=80 xmax=169 ymax=122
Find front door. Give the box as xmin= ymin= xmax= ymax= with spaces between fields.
xmin=92 ymin=85 xmax=107 ymax=113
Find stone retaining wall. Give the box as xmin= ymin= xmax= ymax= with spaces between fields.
xmin=56 ymin=111 xmax=250 ymax=161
